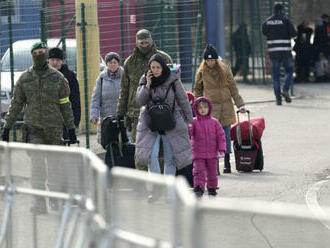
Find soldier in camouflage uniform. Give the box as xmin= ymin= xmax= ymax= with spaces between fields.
xmin=116 ymin=29 xmax=171 ymax=171
xmin=1 ymin=41 xmax=76 ymax=144
xmin=1 ymin=41 xmax=77 ymax=213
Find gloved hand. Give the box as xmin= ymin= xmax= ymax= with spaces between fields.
xmin=117 ymin=115 xmax=124 ymax=122
xmin=1 ymin=128 xmax=10 ymax=142
xmin=68 ymin=128 xmax=77 ymax=143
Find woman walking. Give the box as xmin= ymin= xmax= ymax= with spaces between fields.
xmin=194 ymin=44 xmax=246 ymax=173
xmin=135 ymin=54 xmax=193 ymax=175
xmin=90 ymin=52 xmax=123 ymax=144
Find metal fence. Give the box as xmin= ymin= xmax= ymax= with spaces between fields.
xmin=0 ymin=0 xmax=205 ymax=147
xmin=226 ymin=0 xmax=291 ymax=84
xmin=0 ymin=141 xmax=108 ymax=248
xmin=1 ymin=142 xmax=330 ymax=247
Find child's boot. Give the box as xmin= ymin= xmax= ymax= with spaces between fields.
xmin=223 ymin=153 xmax=231 ymax=173
xmin=207 ymin=188 xmax=217 ymax=196
xmin=194 ymin=185 xmax=204 ymax=197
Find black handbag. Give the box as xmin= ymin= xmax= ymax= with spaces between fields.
xmin=148 ymin=81 xmax=176 ymax=132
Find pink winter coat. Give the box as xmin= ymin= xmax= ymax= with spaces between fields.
xmin=189 ymin=97 xmax=226 ymax=160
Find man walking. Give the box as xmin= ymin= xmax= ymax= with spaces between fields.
xmin=1 ymin=41 xmax=77 ymax=213
xmin=1 ymin=41 xmax=76 ymax=143
xmin=116 ymin=29 xmax=172 ymax=171
xmin=262 ymin=3 xmax=297 ymax=105
xmin=48 ymin=47 xmax=81 ymax=138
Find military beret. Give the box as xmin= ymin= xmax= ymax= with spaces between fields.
xmin=31 ymin=41 xmax=47 ymax=53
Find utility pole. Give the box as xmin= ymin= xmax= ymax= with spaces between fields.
xmin=75 ymin=0 xmax=100 ymax=147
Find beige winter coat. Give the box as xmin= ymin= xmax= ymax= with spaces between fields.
xmin=135 ymin=71 xmax=193 ymax=170
xmin=194 ymin=60 xmax=245 ymax=126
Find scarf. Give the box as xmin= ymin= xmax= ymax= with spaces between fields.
xmin=148 ymin=53 xmax=170 ymax=88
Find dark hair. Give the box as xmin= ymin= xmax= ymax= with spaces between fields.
xmin=105 ymin=52 xmax=120 ymax=64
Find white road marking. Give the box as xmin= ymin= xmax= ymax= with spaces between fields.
xmin=305 ymin=179 xmax=330 ymax=230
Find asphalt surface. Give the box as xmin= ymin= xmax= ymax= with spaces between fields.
xmin=2 ymin=81 xmax=330 ymax=247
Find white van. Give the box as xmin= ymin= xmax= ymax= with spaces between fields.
xmin=0 ymin=38 xmax=105 ymax=119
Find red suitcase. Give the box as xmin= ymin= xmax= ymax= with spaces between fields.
xmin=231 ymin=111 xmax=264 ymax=172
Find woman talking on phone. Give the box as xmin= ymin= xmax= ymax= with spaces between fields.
xmin=135 ymin=53 xmax=193 ymax=175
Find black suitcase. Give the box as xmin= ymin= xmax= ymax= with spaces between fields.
xmin=105 ymin=143 xmax=135 ymax=169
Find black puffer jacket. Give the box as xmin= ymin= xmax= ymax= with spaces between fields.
xmin=262 ymin=13 xmax=297 ymax=59
xmin=59 ymin=64 xmax=81 ymax=127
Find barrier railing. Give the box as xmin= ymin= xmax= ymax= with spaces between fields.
xmin=2 ymin=143 xmax=330 ymax=247
xmin=0 ymin=141 xmax=108 ymax=248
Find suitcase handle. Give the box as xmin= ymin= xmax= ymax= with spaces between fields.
xmin=235 ymin=110 xmax=253 ymax=146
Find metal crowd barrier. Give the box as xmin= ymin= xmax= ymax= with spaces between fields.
xmin=0 ymin=141 xmax=108 ymax=248
xmin=2 ymin=142 xmax=330 ymax=248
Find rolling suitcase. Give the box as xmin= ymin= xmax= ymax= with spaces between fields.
xmin=105 ymin=142 xmax=135 ymax=169
xmin=231 ymin=110 xmax=264 ymax=172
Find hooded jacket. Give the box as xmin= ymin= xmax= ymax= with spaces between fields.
xmin=135 ymin=69 xmax=193 ymax=169
xmin=116 ymin=45 xmax=172 ymax=118
xmin=189 ymin=97 xmax=226 ymax=160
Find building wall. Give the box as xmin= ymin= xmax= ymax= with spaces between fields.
xmin=1 ymin=0 xmax=41 ymax=56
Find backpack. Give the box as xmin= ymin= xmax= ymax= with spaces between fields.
xmin=148 ymin=81 xmax=176 ymax=132
xmin=101 ymin=116 xmax=129 ymax=149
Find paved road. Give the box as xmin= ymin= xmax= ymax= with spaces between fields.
xmin=2 ymin=82 xmax=330 ymax=247
xmin=84 ymin=82 xmax=330 ymax=247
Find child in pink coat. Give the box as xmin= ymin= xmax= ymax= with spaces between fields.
xmin=189 ymin=97 xmax=226 ymax=196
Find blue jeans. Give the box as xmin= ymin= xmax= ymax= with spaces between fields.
xmin=149 ymin=135 xmax=176 ymax=175
xmin=270 ymin=57 xmax=294 ymax=101
xmin=222 ymin=125 xmax=231 ymax=154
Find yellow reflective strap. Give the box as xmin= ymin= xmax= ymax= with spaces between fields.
xmin=59 ymin=97 xmax=70 ymax=104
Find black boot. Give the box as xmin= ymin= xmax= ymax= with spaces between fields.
xmin=208 ymin=188 xmax=217 ymax=196
xmin=194 ymin=185 xmax=204 ymax=197
xmin=223 ymin=153 xmax=231 ymax=173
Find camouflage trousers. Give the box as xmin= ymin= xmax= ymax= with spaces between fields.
xmin=22 ymin=125 xmax=64 ymax=212
xmin=22 ymin=124 xmax=63 ymax=145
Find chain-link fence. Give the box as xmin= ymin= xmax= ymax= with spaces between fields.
xmin=225 ymin=0 xmax=291 ymax=84
xmin=0 ymin=0 xmax=205 ymax=147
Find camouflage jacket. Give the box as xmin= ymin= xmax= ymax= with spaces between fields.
xmin=116 ymin=45 xmax=172 ymax=118
xmin=4 ymin=65 xmax=75 ymax=129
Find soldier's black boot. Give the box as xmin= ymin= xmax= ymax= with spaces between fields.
xmin=223 ymin=153 xmax=231 ymax=173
